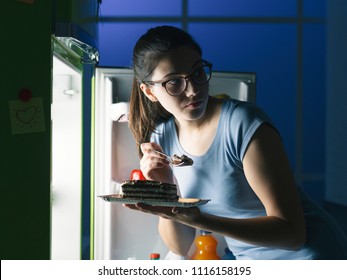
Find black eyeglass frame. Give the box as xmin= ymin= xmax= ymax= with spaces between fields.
xmin=142 ymin=60 xmax=213 ymax=96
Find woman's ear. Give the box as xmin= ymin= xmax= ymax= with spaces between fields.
xmin=140 ymin=83 xmax=158 ymax=102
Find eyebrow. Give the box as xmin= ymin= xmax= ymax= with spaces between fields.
xmin=160 ymin=60 xmax=204 ymax=80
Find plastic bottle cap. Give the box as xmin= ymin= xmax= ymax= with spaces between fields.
xmin=150 ymin=253 xmax=160 ymax=259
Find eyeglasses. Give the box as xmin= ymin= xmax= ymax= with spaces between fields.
xmin=143 ymin=60 xmax=212 ymax=96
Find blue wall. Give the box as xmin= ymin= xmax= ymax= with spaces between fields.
xmin=326 ymin=0 xmax=347 ymax=206
xmin=96 ymin=0 xmax=326 ymax=203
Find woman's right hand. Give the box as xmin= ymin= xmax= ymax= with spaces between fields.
xmin=140 ymin=142 xmax=174 ymax=184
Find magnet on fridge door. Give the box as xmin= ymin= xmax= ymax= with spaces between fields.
xmin=18 ymin=88 xmax=32 ymax=102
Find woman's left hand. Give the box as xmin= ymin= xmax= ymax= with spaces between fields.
xmin=123 ymin=203 xmax=202 ymax=226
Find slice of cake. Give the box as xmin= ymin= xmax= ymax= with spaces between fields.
xmin=121 ymin=180 xmax=179 ymax=201
xmin=172 ymin=154 xmax=194 ymax=166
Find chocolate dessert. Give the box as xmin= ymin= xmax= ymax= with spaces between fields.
xmin=172 ymin=154 xmax=194 ymax=166
xmin=121 ymin=180 xmax=179 ymax=201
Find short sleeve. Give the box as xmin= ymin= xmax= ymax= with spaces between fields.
xmin=150 ymin=118 xmax=176 ymax=154
xmin=224 ymin=101 xmax=277 ymax=168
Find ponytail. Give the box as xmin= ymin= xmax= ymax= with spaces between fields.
xmin=129 ymin=78 xmax=170 ymax=157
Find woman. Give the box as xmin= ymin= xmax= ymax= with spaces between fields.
xmin=126 ymin=25 xmax=347 ymax=259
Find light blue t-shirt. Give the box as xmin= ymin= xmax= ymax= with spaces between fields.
xmin=151 ymin=99 xmax=347 ymax=259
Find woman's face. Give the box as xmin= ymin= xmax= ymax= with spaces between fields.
xmin=140 ymin=46 xmax=210 ymax=122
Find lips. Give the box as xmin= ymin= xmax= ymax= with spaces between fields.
xmin=185 ymin=100 xmax=203 ymax=108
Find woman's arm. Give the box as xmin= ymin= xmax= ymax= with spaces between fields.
xmin=158 ymin=218 xmax=196 ymax=256
xmin=239 ymin=123 xmax=306 ymax=249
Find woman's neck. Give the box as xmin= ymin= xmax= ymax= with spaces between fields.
xmin=174 ymin=97 xmax=224 ymax=156
xmin=176 ymin=97 xmax=222 ymax=128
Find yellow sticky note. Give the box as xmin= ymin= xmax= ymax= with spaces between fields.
xmin=9 ymin=97 xmax=46 ymax=135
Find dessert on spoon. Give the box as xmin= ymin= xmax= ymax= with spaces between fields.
xmin=155 ymin=151 xmax=194 ymax=167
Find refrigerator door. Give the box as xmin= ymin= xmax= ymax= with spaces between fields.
xmin=51 ymin=36 xmax=96 ymax=260
xmin=50 ymin=0 xmax=99 ymax=260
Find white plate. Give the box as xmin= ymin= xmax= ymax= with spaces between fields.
xmin=98 ymin=194 xmax=210 ymax=208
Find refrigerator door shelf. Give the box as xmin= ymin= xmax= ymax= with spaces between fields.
xmin=56 ymin=36 xmax=99 ymax=64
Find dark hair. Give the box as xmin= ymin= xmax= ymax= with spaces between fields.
xmin=129 ymin=25 xmax=202 ymax=157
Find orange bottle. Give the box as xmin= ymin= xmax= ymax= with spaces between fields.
xmin=191 ymin=230 xmax=221 ymax=260
xmin=150 ymin=253 xmax=160 ymax=260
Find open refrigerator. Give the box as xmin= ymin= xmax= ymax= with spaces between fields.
xmin=51 ymin=43 xmax=256 ymax=260
xmin=92 ymin=67 xmax=256 ymax=260
xmin=49 ymin=0 xmax=257 ymax=261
